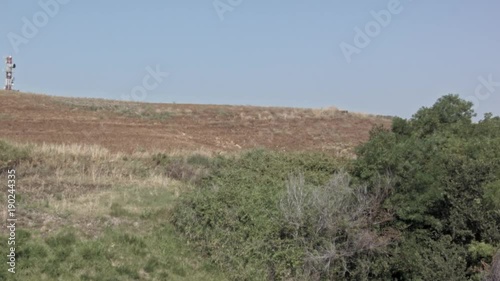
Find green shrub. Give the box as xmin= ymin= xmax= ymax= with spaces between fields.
xmin=172 ymin=150 xmax=351 ymax=280
xmin=2 ymin=224 xmax=225 ymax=281
xmin=0 ymin=140 xmax=30 ymax=170
xmin=468 ymin=241 xmax=497 ymax=262
xmin=354 ymin=94 xmax=500 ymax=280
xmin=389 ymin=232 xmax=469 ymax=281
xmin=186 ymin=154 xmax=211 ymax=167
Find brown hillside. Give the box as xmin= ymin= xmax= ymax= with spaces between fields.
xmin=0 ymin=90 xmax=392 ymax=156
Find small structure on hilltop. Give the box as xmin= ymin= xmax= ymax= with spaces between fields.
xmin=4 ymin=56 xmax=16 ymax=91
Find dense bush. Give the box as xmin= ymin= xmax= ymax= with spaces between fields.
xmin=173 ymin=95 xmax=500 ymax=280
xmin=354 ymin=95 xmax=500 ymax=280
xmin=172 ymin=150 xmax=347 ymax=280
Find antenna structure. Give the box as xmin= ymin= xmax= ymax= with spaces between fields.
xmin=5 ymin=56 xmax=16 ymax=91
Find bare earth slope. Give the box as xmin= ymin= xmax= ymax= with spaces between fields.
xmin=0 ymin=90 xmax=392 ymax=156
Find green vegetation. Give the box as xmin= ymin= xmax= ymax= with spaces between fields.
xmin=0 ymin=143 xmax=225 ymax=281
xmin=352 ymin=95 xmax=500 ymax=280
xmin=1 ymin=94 xmax=498 ymax=280
xmin=0 ymin=225 xmax=226 ymax=281
xmin=172 ymin=150 xmax=345 ymax=280
xmin=0 ymin=140 xmax=30 ymax=170
xmin=57 ymin=100 xmax=173 ymax=121
xmin=173 ymin=95 xmax=500 ymax=280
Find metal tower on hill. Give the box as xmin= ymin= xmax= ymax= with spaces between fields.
xmin=5 ymin=56 xmax=16 ymax=90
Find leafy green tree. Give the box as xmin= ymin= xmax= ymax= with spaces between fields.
xmin=354 ymin=94 xmax=500 ymax=279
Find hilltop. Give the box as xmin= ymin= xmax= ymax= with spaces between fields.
xmin=0 ymin=90 xmax=392 ymax=156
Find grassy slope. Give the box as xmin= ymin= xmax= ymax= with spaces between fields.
xmin=0 ymin=91 xmax=392 ymax=279
xmin=0 ymin=141 xmax=226 ymax=280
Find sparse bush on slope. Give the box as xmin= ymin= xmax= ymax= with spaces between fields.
xmin=279 ymin=171 xmax=395 ymax=280
xmin=152 ymin=153 xmax=212 ymax=184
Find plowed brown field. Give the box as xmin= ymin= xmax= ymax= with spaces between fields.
xmin=0 ymin=90 xmax=392 ymax=156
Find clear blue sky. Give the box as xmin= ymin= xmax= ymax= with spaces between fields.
xmin=2 ymin=0 xmax=499 ymax=118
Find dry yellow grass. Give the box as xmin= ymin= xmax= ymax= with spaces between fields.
xmin=1 ymin=141 xmax=190 ymax=237
xmin=0 ymin=138 xmax=229 ymax=280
